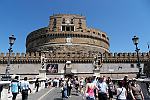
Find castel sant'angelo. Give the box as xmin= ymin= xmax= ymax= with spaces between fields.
xmin=0 ymin=14 xmax=150 ymax=78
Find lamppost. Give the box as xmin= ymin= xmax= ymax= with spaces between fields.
xmin=2 ymin=35 xmax=16 ymax=81
xmin=132 ymin=36 xmax=141 ymax=78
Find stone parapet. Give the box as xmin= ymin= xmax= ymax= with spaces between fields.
xmin=0 ymin=52 xmax=149 ymax=64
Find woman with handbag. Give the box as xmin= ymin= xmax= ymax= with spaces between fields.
xmin=116 ymin=81 xmax=127 ymax=100
xmin=130 ymin=78 xmax=144 ymax=100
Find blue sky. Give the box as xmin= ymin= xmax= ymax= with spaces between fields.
xmin=0 ymin=0 xmax=150 ymax=53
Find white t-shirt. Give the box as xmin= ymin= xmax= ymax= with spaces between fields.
xmin=20 ymin=80 xmax=30 ymax=90
xmin=117 ymin=87 xmax=126 ymax=99
xmin=98 ymin=82 xmax=108 ymax=93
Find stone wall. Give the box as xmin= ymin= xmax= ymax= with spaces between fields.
xmin=0 ymin=52 xmax=149 ymax=64
xmin=0 ymin=62 xmax=142 ymax=79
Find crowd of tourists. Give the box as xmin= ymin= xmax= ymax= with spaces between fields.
xmin=59 ymin=75 xmax=145 ymax=100
xmin=8 ymin=75 xmax=145 ymax=100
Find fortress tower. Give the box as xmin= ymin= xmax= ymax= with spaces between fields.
xmin=26 ymin=14 xmax=110 ymax=54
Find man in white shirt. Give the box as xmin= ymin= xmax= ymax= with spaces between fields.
xmin=20 ymin=77 xmax=31 ymax=100
xmin=97 ymin=77 xmax=108 ymax=100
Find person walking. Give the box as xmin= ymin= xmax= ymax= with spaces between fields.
xmin=45 ymin=79 xmax=48 ymax=88
xmin=79 ymin=77 xmax=84 ymax=95
xmin=130 ymin=78 xmax=144 ymax=100
xmin=92 ymin=76 xmax=97 ymax=98
xmin=116 ymin=81 xmax=127 ymax=100
xmin=75 ymin=78 xmax=79 ymax=93
xmin=20 ymin=77 xmax=31 ymax=100
xmin=85 ymin=77 xmax=99 ymax=100
xmin=106 ymin=77 xmax=114 ymax=100
xmin=67 ymin=78 xmax=72 ymax=97
xmin=97 ymin=77 xmax=108 ymax=100
xmin=35 ymin=78 xmax=39 ymax=92
xmin=0 ymin=84 xmax=3 ymax=99
xmin=62 ymin=79 xmax=68 ymax=98
xmin=122 ymin=75 xmax=131 ymax=100
xmin=8 ymin=76 xmax=20 ymax=100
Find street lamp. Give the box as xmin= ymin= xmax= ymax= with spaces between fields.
xmin=132 ymin=36 xmax=141 ymax=78
xmin=2 ymin=35 xmax=16 ymax=81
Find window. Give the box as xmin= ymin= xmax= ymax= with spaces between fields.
xmin=62 ymin=18 xmax=65 ymax=24
xmin=62 ymin=26 xmax=74 ymax=31
xmin=71 ymin=26 xmax=74 ymax=31
xmin=53 ymin=18 xmax=57 ymax=24
xmin=71 ymin=19 xmax=74 ymax=24
xmin=102 ymin=34 xmax=106 ymax=38
xmin=53 ymin=18 xmax=57 ymax=29
xmin=66 ymin=26 xmax=70 ymax=31
xmin=62 ymin=26 xmax=65 ymax=31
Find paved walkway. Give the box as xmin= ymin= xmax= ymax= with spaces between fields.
xmin=16 ymin=87 xmax=54 ymax=100
xmin=17 ymin=87 xmax=83 ymax=100
xmin=17 ymin=87 xmax=117 ymax=100
xmin=16 ymin=84 xmax=150 ymax=100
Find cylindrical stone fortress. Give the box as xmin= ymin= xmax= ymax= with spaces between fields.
xmin=26 ymin=14 xmax=110 ymax=53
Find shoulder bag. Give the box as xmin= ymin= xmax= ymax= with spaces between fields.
xmin=116 ymin=88 xmax=123 ymax=100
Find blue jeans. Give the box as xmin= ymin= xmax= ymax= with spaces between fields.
xmin=63 ymin=86 xmax=68 ymax=98
xmin=86 ymin=96 xmax=95 ymax=100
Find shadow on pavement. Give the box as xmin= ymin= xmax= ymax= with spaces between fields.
xmin=71 ymin=93 xmax=79 ymax=96
xmin=54 ymin=98 xmax=63 ymax=100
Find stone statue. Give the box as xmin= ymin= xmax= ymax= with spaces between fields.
xmin=41 ymin=54 xmax=45 ymax=69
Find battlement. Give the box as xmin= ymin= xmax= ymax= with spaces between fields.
xmin=0 ymin=52 xmax=149 ymax=58
xmin=0 ymin=52 xmax=149 ymax=64
xmin=104 ymin=52 xmax=149 ymax=58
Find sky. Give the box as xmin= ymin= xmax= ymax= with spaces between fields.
xmin=0 ymin=0 xmax=150 ymax=53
